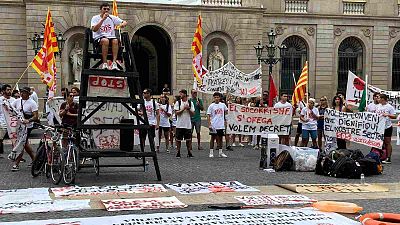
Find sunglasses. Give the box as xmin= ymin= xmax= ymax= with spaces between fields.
xmin=102 ymin=8 xmax=110 ymax=11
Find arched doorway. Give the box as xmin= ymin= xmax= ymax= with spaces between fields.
xmin=392 ymin=41 xmax=400 ymax=91
xmin=280 ymin=36 xmax=308 ymax=96
xmin=132 ymin=26 xmax=171 ymax=94
xmin=337 ymin=37 xmax=364 ymax=93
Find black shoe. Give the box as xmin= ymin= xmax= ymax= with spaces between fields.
xmin=226 ymin=146 xmax=233 ymax=151
xmin=187 ymin=152 xmax=194 ymax=158
xmin=176 ymin=152 xmax=181 ymax=158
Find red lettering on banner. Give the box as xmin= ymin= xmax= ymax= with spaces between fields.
xmin=89 ymin=76 xmax=125 ymax=89
xmin=246 ymin=117 xmax=272 ymax=124
xmin=229 ymin=104 xmax=237 ymax=112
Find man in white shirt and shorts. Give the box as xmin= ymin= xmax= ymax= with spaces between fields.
xmin=274 ymin=93 xmax=292 ymax=145
xmin=91 ymin=3 xmax=127 ymax=70
xmin=207 ymin=92 xmax=228 ymax=158
xmin=174 ymin=89 xmax=195 ymax=158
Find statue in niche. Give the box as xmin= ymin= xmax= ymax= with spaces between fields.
xmin=69 ymin=41 xmax=83 ymax=82
xmin=208 ymin=45 xmax=225 ymax=71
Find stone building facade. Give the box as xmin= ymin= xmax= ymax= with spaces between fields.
xmin=1 ymin=0 xmax=400 ymax=102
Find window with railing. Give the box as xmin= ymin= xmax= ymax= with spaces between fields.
xmin=343 ymin=0 xmax=365 ymax=15
xmin=285 ymin=0 xmax=308 ymax=13
xmin=202 ymin=0 xmax=242 ymax=7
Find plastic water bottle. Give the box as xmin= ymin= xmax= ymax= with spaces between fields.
xmin=360 ymin=173 xmax=365 ymax=184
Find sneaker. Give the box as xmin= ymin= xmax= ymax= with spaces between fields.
xmin=253 ymin=145 xmax=259 ymax=150
xmin=219 ymin=152 xmax=228 ymax=158
xmin=166 ymin=148 xmax=170 ymax=153
xmin=176 ymin=152 xmax=181 ymax=158
xmin=100 ymin=63 xmax=108 ymax=70
xmin=11 ymin=165 xmax=19 ymax=172
xmin=239 ymin=143 xmax=244 ymax=147
xmin=111 ymin=62 xmax=119 ymax=70
xmin=382 ymin=158 xmax=391 ymax=164
xmin=187 ymin=152 xmax=194 ymax=158
xmin=209 ymin=150 xmax=214 ymax=158
xmin=232 ymin=143 xmax=236 ymax=147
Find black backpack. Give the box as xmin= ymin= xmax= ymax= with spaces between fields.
xmin=358 ymin=158 xmax=381 ymax=176
xmin=274 ymin=150 xmax=293 ymax=171
xmin=315 ymin=152 xmax=334 ymax=176
xmin=329 ymin=156 xmax=362 ymax=179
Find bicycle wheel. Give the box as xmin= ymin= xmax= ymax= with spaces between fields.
xmin=63 ymin=146 xmax=78 ymax=185
xmin=31 ymin=141 xmax=46 ymax=177
xmin=50 ymin=146 xmax=64 ymax=185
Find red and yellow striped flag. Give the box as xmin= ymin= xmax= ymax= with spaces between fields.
xmin=292 ymin=61 xmax=308 ymax=105
xmin=112 ymin=0 xmax=118 ymax=16
xmin=191 ymin=15 xmax=205 ymax=86
xmin=31 ymin=8 xmax=59 ymax=98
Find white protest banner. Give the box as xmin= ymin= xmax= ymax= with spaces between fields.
xmin=0 ymin=208 xmax=360 ymax=225
xmin=397 ymin=120 xmax=400 ymax=146
xmin=198 ymin=62 xmax=262 ymax=97
xmin=0 ymin=199 xmax=90 ymax=214
xmin=46 ymin=97 xmax=64 ymax=126
xmin=165 ymin=181 xmax=259 ymax=195
xmin=226 ymin=103 xmax=292 ymax=135
xmin=0 ymin=188 xmax=51 ymax=203
xmin=102 ymin=196 xmax=187 ymax=211
xmin=51 ymin=184 xmax=166 ymax=198
xmin=346 ymin=71 xmax=400 ymax=112
xmin=0 ymin=98 xmax=18 ymax=140
xmin=234 ymin=195 xmax=316 ymax=206
xmin=324 ymin=108 xmax=385 ymax=148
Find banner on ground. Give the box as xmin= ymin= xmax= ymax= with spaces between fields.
xmin=226 ymin=103 xmax=292 ymax=135
xmin=346 ymin=71 xmax=400 ymax=112
xmin=234 ymin=195 xmax=316 ymax=206
xmin=165 ymin=181 xmax=258 ymax=194
xmin=0 ymin=199 xmax=90 ymax=214
xmin=197 ymin=62 xmax=262 ymax=97
xmin=0 ymin=209 xmax=360 ymax=225
xmin=324 ymin=108 xmax=385 ymax=148
xmin=102 ymin=196 xmax=187 ymax=211
xmin=51 ymin=184 xmax=167 ymax=197
xmin=277 ymin=183 xmax=389 ymax=193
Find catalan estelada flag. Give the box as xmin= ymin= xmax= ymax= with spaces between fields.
xmin=31 ymin=8 xmax=59 ymax=98
xmin=112 ymin=0 xmax=118 ymax=17
xmin=191 ymin=15 xmax=205 ymax=86
xmin=292 ymin=61 xmax=308 ymax=105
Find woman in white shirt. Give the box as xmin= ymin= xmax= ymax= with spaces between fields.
xmin=300 ymin=98 xmax=319 ymax=148
xmin=158 ymin=95 xmax=172 ymax=153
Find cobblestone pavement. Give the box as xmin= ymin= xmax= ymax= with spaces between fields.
xmin=0 ymin=126 xmax=399 ymax=223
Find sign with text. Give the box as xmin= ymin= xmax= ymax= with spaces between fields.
xmin=102 ymin=197 xmax=187 ymax=211
xmin=0 ymin=199 xmax=90 ymax=214
xmin=234 ymin=195 xmax=316 ymax=206
xmin=346 ymin=71 xmax=400 ymax=112
xmin=324 ymin=108 xmax=385 ymax=148
xmin=198 ymin=62 xmax=262 ymax=97
xmin=1 ymin=209 xmax=360 ymax=225
xmin=226 ymin=103 xmax=292 ymax=135
xmin=51 ymin=184 xmax=166 ymax=198
xmin=165 ymin=181 xmax=258 ymax=195
xmin=278 ymin=183 xmax=389 ymax=193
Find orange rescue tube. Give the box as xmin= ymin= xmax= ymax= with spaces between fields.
xmin=359 ymin=213 xmax=400 ymax=225
xmin=312 ymin=201 xmax=363 ymax=213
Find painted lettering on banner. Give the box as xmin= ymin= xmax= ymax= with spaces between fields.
xmin=51 ymin=184 xmax=166 ymax=197
xmin=89 ymin=76 xmax=125 ymax=89
xmin=198 ymin=62 xmax=262 ymax=97
xmin=226 ymin=103 xmax=292 ymax=135
xmin=102 ymin=196 xmax=187 ymax=211
xmin=234 ymin=195 xmax=316 ymax=206
xmin=0 ymin=199 xmax=90 ymax=214
xmin=1 ymin=209 xmax=360 ymax=225
xmin=324 ymin=108 xmax=385 ymax=148
xmin=165 ymin=181 xmax=258 ymax=195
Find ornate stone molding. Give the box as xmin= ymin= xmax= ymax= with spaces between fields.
xmin=275 ymin=26 xmax=286 ymax=35
xmin=334 ymin=27 xmax=345 ymax=36
xmin=389 ymin=28 xmax=400 ymax=39
xmin=304 ymin=26 xmax=315 ymax=36
xmin=361 ymin=28 xmax=371 ymax=38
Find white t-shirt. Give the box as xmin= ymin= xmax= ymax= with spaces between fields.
xmin=207 ymin=102 xmax=228 ymax=130
xmin=142 ymin=99 xmax=159 ymax=126
xmin=367 ymin=102 xmax=379 ymax=113
xmin=300 ymin=107 xmax=319 ymax=131
xmin=376 ymin=103 xmax=395 ymax=129
xmin=11 ymin=98 xmax=38 ymax=128
xmin=91 ymin=15 xmax=123 ymax=40
xmin=174 ymin=99 xmax=195 ymax=129
xmin=159 ymin=103 xmax=172 ymax=128
xmin=296 ymin=101 xmax=306 ymax=124
xmin=274 ymin=101 xmax=292 ymax=109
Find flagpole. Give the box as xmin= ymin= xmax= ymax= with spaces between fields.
xmin=12 ymin=61 xmax=33 ymax=92
xmin=365 ymin=74 xmax=368 ymax=108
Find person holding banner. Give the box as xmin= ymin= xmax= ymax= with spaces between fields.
xmin=376 ymin=94 xmax=396 ymax=164
xmin=317 ymin=96 xmax=328 ymax=150
xmin=0 ymin=84 xmax=16 ymax=156
xmin=367 ymin=93 xmax=380 ymax=113
xmin=300 ymin=98 xmax=319 ymax=148
xmin=294 ymin=94 xmax=308 ymax=147
xmin=174 ymin=89 xmax=195 ymax=158
xmin=207 ymin=92 xmax=228 ymax=158
xmin=332 ymin=95 xmax=347 ymax=149
xmin=274 ymin=93 xmax=292 ymax=145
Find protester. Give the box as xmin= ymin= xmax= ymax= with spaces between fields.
xmin=253 ymin=91 xmax=269 ymax=149
xmin=294 ymin=93 xmax=308 ymax=146
xmin=59 ymin=92 xmax=79 ymax=127
xmin=231 ymin=96 xmax=244 ymax=147
xmin=0 ymin=84 xmax=16 ymax=156
xmin=223 ymin=94 xmax=232 ymax=151
xmin=10 ymin=87 xmax=38 ymax=172
xmin=169 ymin=95 xmax=179 ymax=150
xmin=376 ymin=94 xmax=396 ymax=164
xmin=12 ymin=90 xmax=20 ymax=99
xmin=207 ymin=92 xmax=228 ymax=158
xmin=317 ymin=96 xmax=328 ymax=150
xmin=139 ymin=88 xmax=160 ymax=151
xmin=331 ymin=95 xmax=347 ymax=149
xmin=91 ymin=2 xmax=127 ymax=70
xmin=174 ymin=89 xmax=195 ymax=158
xmin=274 ymin=93 xmax=292 ymax=145
xmin=300 ymin=98 xmax=319 ymax=148
xmin=61 ymin=87 xmax=69 ymax=100
xmin=158 ymin=94 xmax=172 ymax=153
xmin=366 ymin=92 xmax=380 ymax=113
xmin=189 ymin=89 xmax=204 ymax=150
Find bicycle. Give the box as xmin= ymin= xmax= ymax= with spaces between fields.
xmin=60 ymin=125 xmax=78 ymax=185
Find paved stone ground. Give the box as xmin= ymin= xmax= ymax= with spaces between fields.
xmin=0 ymin=126 xmax=399 ymax=223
